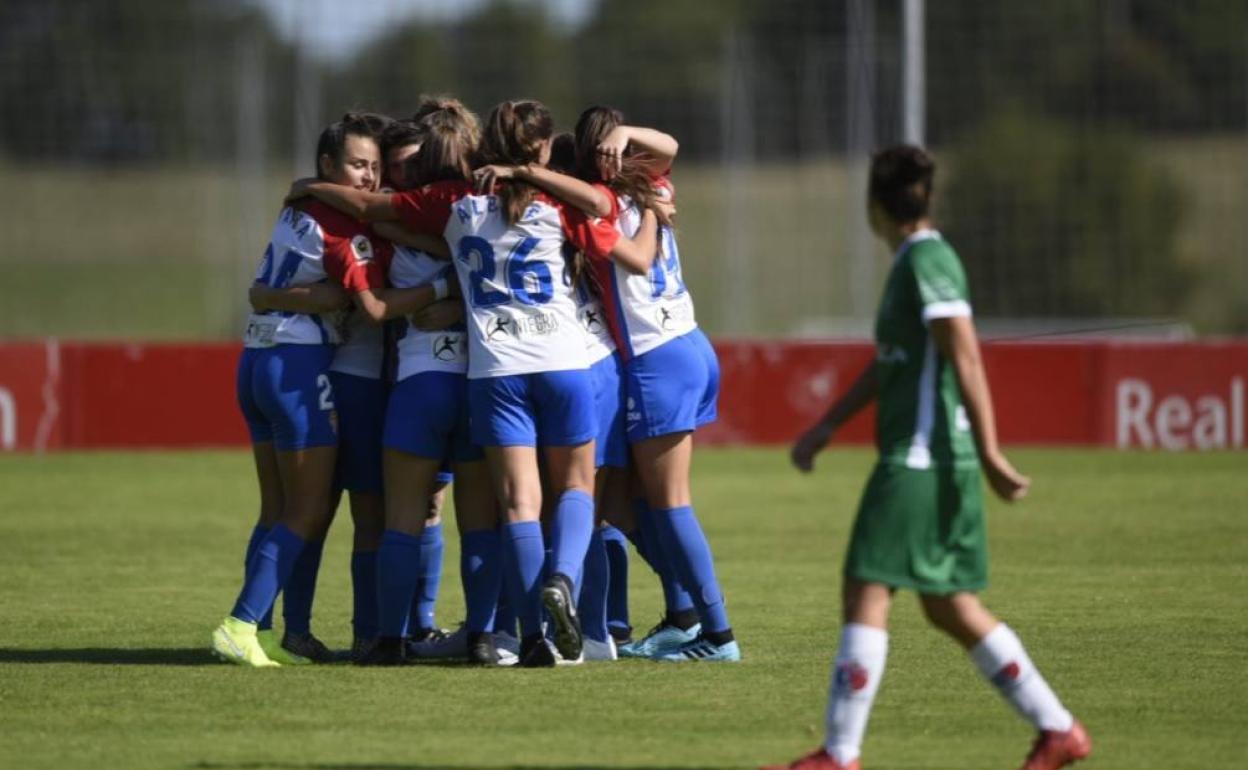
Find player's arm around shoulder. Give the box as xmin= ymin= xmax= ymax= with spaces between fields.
xmin=286 ymin=178 xmax=397 ymax=222
xmin=928 ymin=315 xmax=1030 ymax=502
xmin=248 ymin=283 xmax=350 ymax=314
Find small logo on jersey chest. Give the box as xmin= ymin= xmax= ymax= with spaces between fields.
xmin=350 ymin=234 xmax=374 ymax=263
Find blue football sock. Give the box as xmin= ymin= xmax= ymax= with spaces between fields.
xmin=502 ymin=521 xmax=545 ymax=638
xmin=578 ymin=528 xmax=610 ymax=643
xmin=600 ymin=525 xmax=631 ymax=634
xmin=350 ymin=550 xmax=379 ymax=642
xmin=244 ymin=524 xmax=270 ymax=572
xmin=652 ymin=506 xmax=730 ymax=633
xmin=377 ymin=529 xmax=423 ymax=638
xmin=231 ymin=524 xmax=305 ymax=625
xmin=460 ymin=529 xmax=502 ymax=634
xmin=549 ymin=489 xmax=594 ymax=594
xmin=282 ymin=537 xmax=324 ymax=636
xmin=409 ymin=523 xmax=444 ymax=632
xmin=242 ymin=525 xmax=274 ymax=630
xmin=638 ymin=501 xmax=695 ymax=615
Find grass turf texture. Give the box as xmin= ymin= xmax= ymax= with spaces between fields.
xmin=0 ymin=448 xmax=1244 ymax=769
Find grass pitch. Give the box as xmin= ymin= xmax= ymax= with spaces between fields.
xmin=0 ymin=448 xmax=1245 ymax=769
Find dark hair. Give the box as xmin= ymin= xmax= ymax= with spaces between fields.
xmin=381 ymin=120 xmax=424 ymax=159
xmin=533 ymin=132 xmax=585 ymax=288
xmin=314 ymin=112 xmax=379 ymax=180
xmin=479 ymin=100 xmax=554 ymax=224
xmin=357 ymin=111 xmax=395 ymax=137
xmin=573 ymin=105 xmax=657 ymax=211
xmin=410 ymin=120 xmax=474 ymax=186
xmin=548 ymin=132 xmax=576 ymax=175
xmin=868 ymin=144 xmax=935 ymax=223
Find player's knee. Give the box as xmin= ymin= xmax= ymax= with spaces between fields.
xmin=920 ymin=593 xmax=983 ymax=639
xmin=920 ymin=597 xmax=959 ymax=632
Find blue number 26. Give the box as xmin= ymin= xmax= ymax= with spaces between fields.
xmin=457 ymin=235 xmax=553 ymax=308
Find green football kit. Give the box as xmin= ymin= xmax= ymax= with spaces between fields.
xmin=845 ymin=229 xmax=988 ymax=594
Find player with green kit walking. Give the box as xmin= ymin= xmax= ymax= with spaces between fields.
xmin=767 ymin=145 xmax=1091 ymax=770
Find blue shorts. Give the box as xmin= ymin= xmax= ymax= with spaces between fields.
xmin=590 ymin=352 xmax=627 ymax=468
xmin=687 ymin=328 xmax=720 ymax=427
xmin=624 ymin=330 xmax=720 ymax=442
xmin=330 ymin=371 xmax=386 ymax=495
xmin=468 ymin=369 xmax=596 ymax=448
xmin=237 ymin=345 xmax=337 ymax=451
xmin=384 ymin=371 xmax=483 ymax=464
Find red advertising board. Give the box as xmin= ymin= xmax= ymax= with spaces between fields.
xmin=0 ymin=341 xmax=64 ymax=452
xmin=1098 ymin=343 xmax=1246 ymax=449
xmin=1 ymin=339 xmax=1244 ymax=452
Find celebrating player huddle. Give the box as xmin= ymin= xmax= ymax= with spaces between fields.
xmin=213 ymin=96 xmax=737 ymax=670
xmin=211 ymin=94 xmax=1089 ymax=770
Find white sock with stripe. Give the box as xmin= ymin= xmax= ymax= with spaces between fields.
xmin=823 ymin=623 xmax=889 ymax=764
xmin=969 ymin=623 xmax=1073 ymax=732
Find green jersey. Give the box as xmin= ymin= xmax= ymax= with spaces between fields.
xmin=873 ymin=230 xmax=979 ymax=469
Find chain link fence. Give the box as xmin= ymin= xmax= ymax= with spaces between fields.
xmin=3 ymin=0 xmax=1245 ymax=339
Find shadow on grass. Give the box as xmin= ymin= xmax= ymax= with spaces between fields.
xmin=189 ymin=764 xmax=751 ymax=770
xmin=0 ymin=647 xmax=217 ymax=665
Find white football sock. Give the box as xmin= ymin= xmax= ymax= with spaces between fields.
xmin=823 ymin=623 xmax=889 ymax=764
xmin=969 ymin=623 xmax=1074 ymax=732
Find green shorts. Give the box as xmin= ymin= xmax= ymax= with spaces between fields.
xmin=843 ymin=462 xmax=988 ymax=594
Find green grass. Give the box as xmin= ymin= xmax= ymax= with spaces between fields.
xmin=0 ymin=448 xmax=1245 ymax=769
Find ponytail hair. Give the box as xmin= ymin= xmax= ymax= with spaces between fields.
xmin=314 ymin=112 xmax=379 ymax=180
xmin=479 ymin=100 xmax=554 ymax=224
xmin=411 ymin=120 xmax=474 ymax=186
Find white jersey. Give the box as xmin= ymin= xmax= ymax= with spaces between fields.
xmin=592 ymin=180 xmax=697 ymax=361
xmin=390 ymin=243 xmax=468 ymax=381
xmin=390 ymin=182 xmax=620 ymax=380
xmin=574 ymin=276 xmax=616 ymax=364
xmin=242 ymin=201 xmax=385 ymax=350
